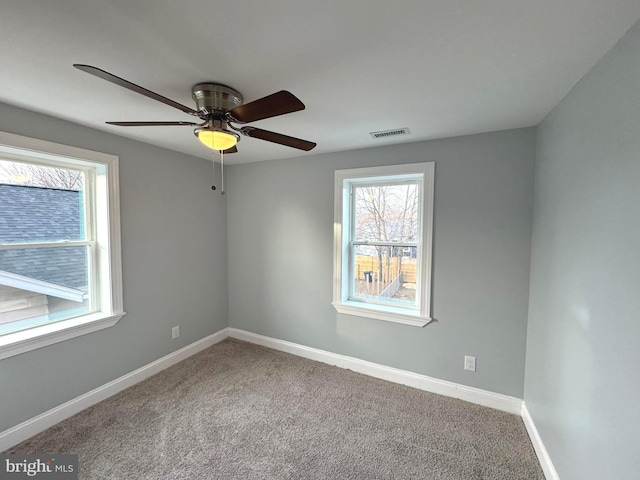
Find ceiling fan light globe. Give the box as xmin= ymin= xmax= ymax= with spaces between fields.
xmin=196 ymin=129 xmax=239 ymax=151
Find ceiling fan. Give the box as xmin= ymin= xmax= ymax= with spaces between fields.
xmin=73 ymin=64 xmax=317 ymax=154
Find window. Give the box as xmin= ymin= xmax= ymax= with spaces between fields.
xmin=333 ymin=162 xmax=434 ymax=326
xmin=0 ymin=132 xmax=124 ymax=359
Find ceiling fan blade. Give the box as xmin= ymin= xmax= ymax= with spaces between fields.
xmin=74 ymin=64 xmax=198 ymax=116
xmin=227 ymin=91 xmax=305 ymax=124
xmin=240 ymin=127 xmax=316 ymax=151
xmin=106 ymin=121 xmax=200 ymax=126
xmin=223 ymin=145 xmax=238 ymax=154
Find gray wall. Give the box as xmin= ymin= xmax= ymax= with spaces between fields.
xmin=0 ymin=102 xmax=228 ymax=432
xmin=227 ymin=128 xmax=535 ymax=398
xmin=525 ymin=20 xmax=640 ymax=480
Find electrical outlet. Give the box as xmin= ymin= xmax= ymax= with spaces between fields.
xmin=172 ymin=326 xmax=180 ymax=339
xmin=464 ymin=355 xmax=476 ymax=372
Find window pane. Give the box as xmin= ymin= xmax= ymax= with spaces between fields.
xmin=351 ymin=244 xmax=418 ymax=308
xmin=0 ymin=246 xmax=90 ymax=335
xmin=0 ymin=160 xmax=86 ymax=243
xmin=353 ymin=184 xmax=419 ymax=242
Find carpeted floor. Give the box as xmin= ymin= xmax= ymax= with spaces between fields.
xmin=6 ymin=339 xmax=545 ymax=479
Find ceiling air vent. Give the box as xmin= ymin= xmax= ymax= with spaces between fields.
xmin=370 ymin=127 xmax=410 ymax=139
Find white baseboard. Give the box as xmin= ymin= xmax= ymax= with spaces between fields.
xmin=228 ymin=328 xmax=523 ymax=415
xmin=522 ymin=403 xmax=560 ymax=480
xmin=0 ymin=327 xmax=230 ymax=451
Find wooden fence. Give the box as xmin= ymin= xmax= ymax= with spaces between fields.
xmin=354 ymin=255 xmax=416 ymax=284
xmin=379 ymin=272 xmax=404 ymax=298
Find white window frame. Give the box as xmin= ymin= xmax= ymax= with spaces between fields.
xmin=0 ymin=132 xmax=125 ymax=360
xmin=333 ymin=162 xmax=434 ymax=327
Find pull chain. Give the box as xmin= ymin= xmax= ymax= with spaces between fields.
xmin=211 ymin=149 xmax=226 ymax=195
xmin=220 ymin=149 xmax=225 ymax=195
xmin=211 ymin=150 xmax=217 ymax=191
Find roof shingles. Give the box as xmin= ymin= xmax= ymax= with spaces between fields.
xmin=0 ymin=184 xmax=87 ymax=290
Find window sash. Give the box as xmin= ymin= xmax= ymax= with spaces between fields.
xmin=0 ymin=244 xmax=99 ymax=334
xmin=0 ymin=159 xmax=99 ymax=324
xmin=347 ymin=176 xmax=424 ymax=310
xmin=347 ymin=249 xmax=420 ymax=309
xmin=348 ymin=243 xmax=422 ymax=309
xmin=350 ymin=180 xmax=421 ymax=244
xmin=0 ymin=158 xmax=89 ymax=244
xmin=0 ymin=245 xmax=94 ymax=335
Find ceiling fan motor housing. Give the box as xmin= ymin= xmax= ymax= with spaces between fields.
xmin=191 ymin=83 xmax=243 ymax=115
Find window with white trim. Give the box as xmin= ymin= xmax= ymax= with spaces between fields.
xmin=0 ymin=132 xmax=124 ymax=359
xmin=333 ymin=162 xmax=434 ymax=327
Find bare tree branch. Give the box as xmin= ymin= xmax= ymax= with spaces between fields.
xmin=353 ymin=183 xmax=419 ymax=285
xmin=0 ymin=160 xmax=84 ymax=190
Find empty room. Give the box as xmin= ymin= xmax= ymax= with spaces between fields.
xmin=1 ymin=1 xmax=639 ymax=479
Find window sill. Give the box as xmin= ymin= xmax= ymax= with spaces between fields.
xmin=0 ymin=311 xmax=126 ymax=360
xmin=333 ymin=301 xmax=431 ymax=327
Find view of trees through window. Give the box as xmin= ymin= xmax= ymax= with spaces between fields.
xmin=0 ymin=159 xmax=84 ymax=190
xmin=351 ymin=183 xmax=420 ymax=307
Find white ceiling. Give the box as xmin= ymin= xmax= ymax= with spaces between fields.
xmin=2 ymin=1 xmax=640 ymax=164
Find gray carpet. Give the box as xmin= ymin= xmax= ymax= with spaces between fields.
xmin=6 ymin=339 xmax=545 ymax=479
